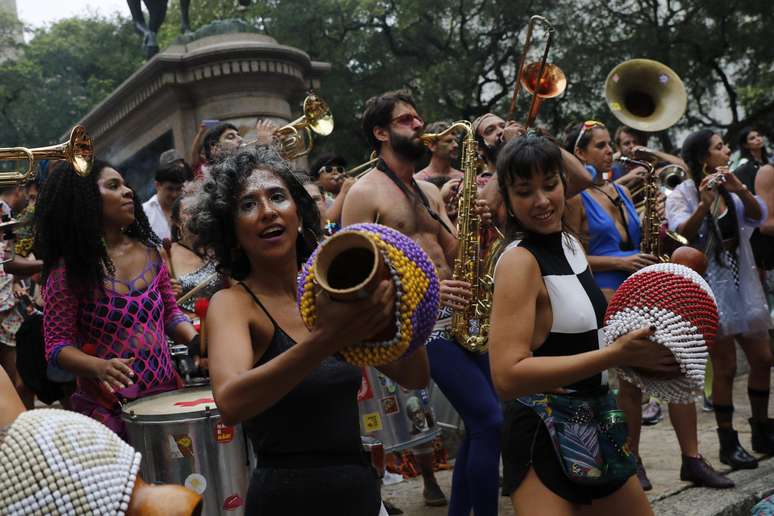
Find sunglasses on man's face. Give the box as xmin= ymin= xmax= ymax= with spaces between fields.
xmin=390 ymin=113 xmax=425 ymax=128
xmin=319 ymin=165 xmax=345 ymax=175
xmin=574 ymin=120 xmax=605 ymax=150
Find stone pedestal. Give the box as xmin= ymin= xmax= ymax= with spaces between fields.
xmin=75 ymin=27 xmax=329 ymax=197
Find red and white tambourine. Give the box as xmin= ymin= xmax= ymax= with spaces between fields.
xmin=603 ymin=263 xmax=719 ymax=403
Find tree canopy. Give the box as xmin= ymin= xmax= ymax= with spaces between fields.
xmin=1 ymin=0 xmax=771 ymax=163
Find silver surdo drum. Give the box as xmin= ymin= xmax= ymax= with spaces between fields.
xmin=357 ymin=367 xmax=440 ymax=452
xmin=122 ymin=387 xmax=250 ymax=515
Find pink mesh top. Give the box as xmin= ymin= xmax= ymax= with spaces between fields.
xmin=44 ymin=248 xmax=189 ymax=435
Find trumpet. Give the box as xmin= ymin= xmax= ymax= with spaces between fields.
xmin=0 ymin=125 xmax=94 ymax=186
xmin=508 ymin=15 xmax=567 ymax=129
xmin=243 ymin=94 xmax=333 ymax=160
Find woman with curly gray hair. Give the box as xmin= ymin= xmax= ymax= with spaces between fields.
xmin=189 ymin=145 xmax=429 ymax=515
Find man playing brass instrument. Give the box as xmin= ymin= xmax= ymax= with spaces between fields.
xmin=342 ymin=90 xmax=501 ymax=516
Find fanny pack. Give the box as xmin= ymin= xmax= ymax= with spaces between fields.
xmin=519 ymin=390 xmax=635 ymax=486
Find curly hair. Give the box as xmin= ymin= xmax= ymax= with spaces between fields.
xmin=188 ymin=145 xmax=322 ymax=280
xmin=34 ymin=159 xmax=159 ymax=295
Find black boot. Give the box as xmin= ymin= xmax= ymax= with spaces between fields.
xmin=749 ymin=418 xmax=774 ymax=454
xmin=680 ymin=455 xmax=734 ymax=488
xmin=717 ymin=427 xmax=758 ymax=469
xmin=635 ymin=456 xmax=652 ymax=491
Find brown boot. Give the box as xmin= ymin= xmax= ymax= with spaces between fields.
xmin=680 ymin=455 xmax=734 ymax=489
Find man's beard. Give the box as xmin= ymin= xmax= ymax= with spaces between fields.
xmin=481 ymin=139 xmax=502 ymax=164
xmin=390 ymin=129 xmax=426 ymax=162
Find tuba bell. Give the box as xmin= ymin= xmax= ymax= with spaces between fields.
xmin=0 ymin=125 xmax=94 ymax=186
xmin=604 ymin=59 xmax=687 ymax=132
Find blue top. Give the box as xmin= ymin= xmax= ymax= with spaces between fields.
xmin=581 ymin=184 xmax=642 ymax=290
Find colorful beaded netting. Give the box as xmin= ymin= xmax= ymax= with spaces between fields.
xmin=603 ymin=263 xmax=719 ymax=403
xmin=0 ymin=409 xmax=141 ymax=515
xmin=298 ymin=223 xmax=440 ymax=366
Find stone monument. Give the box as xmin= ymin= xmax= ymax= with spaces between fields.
xmin=74 ymin=20 xmax=330 ymax=198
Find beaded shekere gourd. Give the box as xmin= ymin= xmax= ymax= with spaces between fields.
xmin=0 ymin=409 xmax=141 ymax=516
xmin=298 ymin=223 xmax=440 ymax=366
xmin=603 ymin=263 xmax=719 ymax=403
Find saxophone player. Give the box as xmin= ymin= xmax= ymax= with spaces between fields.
xmin=342 ymin=90 xmax=501 ymax=516
xmin=563 ymin=121 xmax=732 ymax=491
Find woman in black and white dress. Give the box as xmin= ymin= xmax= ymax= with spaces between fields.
xmin=488 ymin=135 xmax=680 ymax=515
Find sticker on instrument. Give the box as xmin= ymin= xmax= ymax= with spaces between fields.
xmin=357 ymin=369 xmax=374 ymax=401
xmin=167 ymin=434 xmax=184 ymax=459
xmin=215 ymin=421 xmax=235 ymax=444
xmin=175 ymin=434 xmax=195 ymax=458
xmin=184 ymin=473 xmax=207 ymax=495
xmin=377 ymin=372 xmax=397 ymax=394
xmin=223 ymin=494 xmax=244 ymax=511
xmin=380 ymin=395 xmax=399 ymax=416
xmin=362 ymin=412 xmax=383 ymax=433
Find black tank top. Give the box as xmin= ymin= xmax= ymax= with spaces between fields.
xmin=239 ymin=283 xmax=364 ymax=467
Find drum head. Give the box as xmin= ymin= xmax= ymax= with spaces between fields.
xmin=122 ymin=387 xmax=218 ymax=422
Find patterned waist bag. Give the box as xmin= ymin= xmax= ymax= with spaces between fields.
xmin=518 ymin=390 xmax=636 ymax=486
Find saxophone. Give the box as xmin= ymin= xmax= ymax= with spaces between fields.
xmin=617 ymin=156 xmax=686 ymax=261
xmin=421 ymin=121 xmax=491 ymax=352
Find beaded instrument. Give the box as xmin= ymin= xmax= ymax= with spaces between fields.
xmin=603 ymin=263 xmax=719 ymax=403
xmin=298 ymin=223 xmax=440 ymax=366
xmin=0 ymin=409 xmax=141 ymax=515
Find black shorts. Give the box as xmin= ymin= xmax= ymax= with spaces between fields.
xmin=501 ymin=401 xmax=632 ymax=505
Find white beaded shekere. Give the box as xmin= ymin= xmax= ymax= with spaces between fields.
xmin=602 ymin=263 xmax=719 ymax=403
xmin=0 ymin=409 xmax=141 ymax=515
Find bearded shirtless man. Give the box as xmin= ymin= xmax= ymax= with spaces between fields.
xmin=342 ymin=91 xmax=501 ymax=516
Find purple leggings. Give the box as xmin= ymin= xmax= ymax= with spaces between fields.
xmin=427 ymin=331 xmax=503 ymax=516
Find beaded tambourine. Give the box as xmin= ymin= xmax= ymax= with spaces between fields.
xmin=298 ymin=223 xmax=440 ymax=366
xmin=603 ymin=263 xmax=719 ymax=403
xmin=0 ymin=409 xmax=141 ymax=515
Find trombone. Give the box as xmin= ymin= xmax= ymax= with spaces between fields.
xmin=508 ymin=15 xmax=567 ymax=129
xmin=244 ymin=94 xmax=333 ymax=160
xmin=0 ymin=125 xmax=94 ymax=186
xmin=344 ymin=152 xmax=378 ymax=179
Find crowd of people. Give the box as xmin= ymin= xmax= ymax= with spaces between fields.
xmin=0 ymin=87 xmax=773 ymax=516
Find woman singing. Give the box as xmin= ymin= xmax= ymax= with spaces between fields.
xmin=37 ymin=160 xmax=198 ymax=438
xmin=489 ymin=135 xmax=679 ymax=515
xmin=666 ymin=129 xmax=772 ymax=469
xmin=189 ymin=146 xmax=429 ymax=515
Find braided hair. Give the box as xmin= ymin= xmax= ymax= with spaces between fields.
xmin=34 ymin=160 xmax=159 ymax=295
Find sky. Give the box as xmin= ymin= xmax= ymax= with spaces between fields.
xmin=17 ymin=0 xmax=130 ymax=29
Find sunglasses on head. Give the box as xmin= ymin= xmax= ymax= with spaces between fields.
xmin=319 ymin=165 xmax=345 ymax=175
xmin=574 ymin=120 xmax=605 ymax=150
xmin=390 ymin=113 xmax=425 ymax=127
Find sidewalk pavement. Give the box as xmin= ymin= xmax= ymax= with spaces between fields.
xmin=382 ymin=371 xmax=774 ymax=515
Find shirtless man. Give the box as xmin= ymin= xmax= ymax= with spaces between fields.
xmin=342 ymin=91 xmax=502 ymax=516
xmin=414 ymin=120 xmax=464 ymax=182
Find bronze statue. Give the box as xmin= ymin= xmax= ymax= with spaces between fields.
xmin=127 ymin=0 xmax=190 ymax=58
xmin=127 ymin=0 xmax=254 ymax=58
